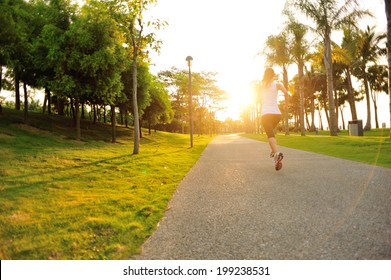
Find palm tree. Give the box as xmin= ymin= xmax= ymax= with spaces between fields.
xmin=288 ymin=0 xmax=371 ymax=136
xmin=340 ymin=26 xmax=359 ymax=121
xmin=310 ymin=43 xmax=337 ymax=130
xmin=303 ymin=66 xmax=323 ymax=131
xmin=355 ymin=26 xmax=386 ymax=130
xmin=262 ymin=32 xmax=292 ymax=135
xmin=367 ymin=65 xmax=388 ymax=129
xmin=285 ymin=18 xmax=309 ymax=136
xmin=385 ymin=0 xmax=391 ymax=137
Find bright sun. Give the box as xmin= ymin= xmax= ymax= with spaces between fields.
xmin=217 ymin=79 xmax=255 ymax=121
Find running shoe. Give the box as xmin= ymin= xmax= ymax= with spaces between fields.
xmin=274 ymin=152 xmax=284 ymax=171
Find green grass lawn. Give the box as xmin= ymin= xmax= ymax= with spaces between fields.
xmin=0 ymin=109 xmax=213 ymax=259
xmin=244 ymin=129 xmax=391 ymax=168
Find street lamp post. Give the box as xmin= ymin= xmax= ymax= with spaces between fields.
xmin=186 ymin=56 xmax=193 ymax=148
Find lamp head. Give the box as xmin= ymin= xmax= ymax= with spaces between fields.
xmin=186 ymin=56 xmax=193 ymax=67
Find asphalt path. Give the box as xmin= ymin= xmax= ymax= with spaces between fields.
xmin=135 ymin=134 xmax=391 ymax=259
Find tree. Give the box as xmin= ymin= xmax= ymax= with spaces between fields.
xmin=367 ymin=65 xmax=388 ymax=129
xmin=355 ymin=26 xmax=386 ymax=130
xmin=157 ymin=68 xmax=226 ymax=134
xmin=338 ymin=26 xmax=358 ymax=121
xmin=32 ymin=0 xmax=76 ymax=115
xmin=191 ymin=71 xmax=227 ymax=135
xmin=333 ymin=59 xmax=350 ymax=129
xmin=111 ymin=0 xmax=166 ymax=154
xmin=158 ymin=67 xmax=191 ymax=133
xmin=289 ymin=0 xmax=371 ymax=136
xmin=285 ymin=17 xmax=309 ymax=136
xmin=386 ymin=0 xmax=391 ymax=137
xmin=304 ymin=43 xmax=332 ymax=129
xmin=54 ymin=1 xmax=125 ymax=140
xmin=303 ymin=66 xmax=324 ymax=131
xmin=83 ymin=0 xmax=127 ymax=142
xmin=0 ymin=0 xmax=20 ymax=99
xmin=142 ymin=76 xmax=173 ymax=134
xmin=121 ymin=63 xmax=153 ymax=138
xmin=2 ymin=0 xmax=31 ymax=111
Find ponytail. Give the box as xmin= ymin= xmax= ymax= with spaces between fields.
xmin=262 ymin=68 xmax=275 ymax=87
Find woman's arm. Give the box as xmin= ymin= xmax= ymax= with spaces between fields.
xmin=277 ymin=82 xmax=293 ymax=97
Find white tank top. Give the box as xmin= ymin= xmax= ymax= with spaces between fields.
xmin=261 ymin=81 xmax=281 ymax=116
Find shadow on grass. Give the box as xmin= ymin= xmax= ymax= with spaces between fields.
xmin=1 ymin=147 xmax=190 ymax=194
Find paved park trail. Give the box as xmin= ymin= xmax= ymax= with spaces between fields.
xmin=136 ymin=134 xmax=391 ymax=259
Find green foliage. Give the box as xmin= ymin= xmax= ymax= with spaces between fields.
xmin=0 ymin=108 xmax=213 ymax=259
xmin=1 ymin=0 xmax=172 ymax=143
xmin=55 ymin=4 xmax=125 ymax=103
xmin=142 ymin=76 xmax=173 ymax=130
xmin=121 ymin=64 xmax=152 ymax=117
xmin=157 ymin=68 xmax=227 ymax=134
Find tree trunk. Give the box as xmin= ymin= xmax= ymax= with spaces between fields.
xmin=0 ymin=65 xmax=2 ymax=95
xmin=23 ymin=82 xmax=28 ymax=123
xmin=119 ymin=104 xmax=124 ymax=125
xmin=298 ymin=61 xmax=305 ymax=136
xmin=111 ymin=105 xmax=116 ymax=143
xmin=345 ymin=67 xmax=358 ymax=120
xmin=294 ymin=112 xmax=299 ymax=131
xmin=139 ymin=118 xmax=143 ymax=139
xmin=385 ymin=0 xmax=391 ymax=137
xmin=46 ymin=88 xmax=51 ymax=114
xmin=318 ymin=108 xmax=324 ymax=130
xmin=93 ymin=104 xmax=97 ymax=124
xmin=125 ymin=108 xmax=128 ymax=128
xmin=361 ymin=67 xmax=372 ymax=131
xmin=283 ymin=66 xmax=290 ymax=135
xmin=305 ymin=113 xmax=310 ymax=130
xmin=373 ymin=101 xmax=379 ymax=129
xmin=339 ymin=107 xmax=346 ymax=130
xmin=43 ymin=89 xmax=48 ymax=114
xmin=70 ymin=98 xmax=75 ymax=125
xmin=324 ymin=34 xmax=338 ymax=136
xmin=15 ymin=71 xmax=20 ymax=110
xmin=132 ymin=54 xmax=140 ymax=154
xmin=322 ymin=97 xmax=330 ymax=129
xmin=58 ymin=98 xmax=65 ymax=116
xmin=368 ymin=84 xmax=380 ymax=129
xmin=334 ymin=89 xmax=339 ymax=131
xmin=310 ymin=96 xmax=315 ymax=131
xmin=81 ymin=103 xmax=85 ymax=119
xmin=75 ymin=97 xmax=80 ymax=141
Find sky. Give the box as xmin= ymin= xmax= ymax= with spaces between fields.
xmin=147 ymin=0 xmax=289 ymax=120
xmin=146 ymin=0 xmax=390 ymax=127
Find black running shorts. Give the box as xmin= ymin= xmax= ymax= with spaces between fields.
xmin=261 ymin=114 xmax=281 ymax=138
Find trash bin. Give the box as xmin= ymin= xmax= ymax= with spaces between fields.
xmin=348 ymin=120 xmax=363 ymax=136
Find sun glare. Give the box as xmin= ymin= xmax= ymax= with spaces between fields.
xmin=217 ymin=78 xmax=255 ymax=121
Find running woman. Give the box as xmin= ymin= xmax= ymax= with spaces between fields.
xmin=259 ymin=67 xmax=291 ymax=171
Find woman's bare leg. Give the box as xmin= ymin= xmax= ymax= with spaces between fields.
xmin=268 ymin=137 xmax=278 ymax=154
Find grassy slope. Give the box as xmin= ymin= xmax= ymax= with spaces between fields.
xmin=244 ymin=129 xmax=391 ymax=168
xmin=0 ymin=109 xmax=213 ymax=259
